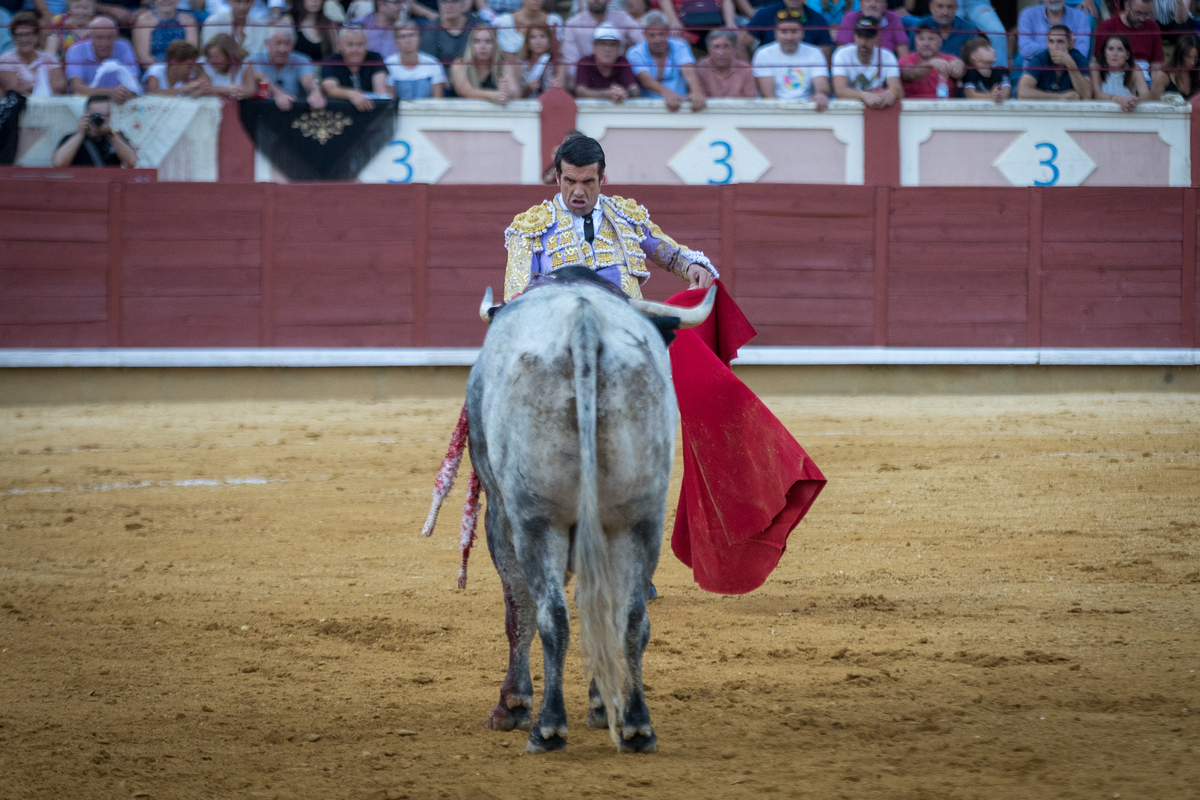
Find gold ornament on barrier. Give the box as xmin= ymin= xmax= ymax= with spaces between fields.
xmin=291 ymin=109 xmax=353 ymax=145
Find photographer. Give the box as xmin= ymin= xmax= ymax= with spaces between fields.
xmin=51 ymin=95 xmax=138 ymax=168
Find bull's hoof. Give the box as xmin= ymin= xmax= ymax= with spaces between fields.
xmin=618 ymin=730 xmax=657 ymax=754
xmin=525 ymin=729 xmax=568 ymax=754
xmin=486 ymin=702 xmax=532 ymax=732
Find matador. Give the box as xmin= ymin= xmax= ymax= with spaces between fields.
xmin=502 ymin=135 xmax=719 ymax=301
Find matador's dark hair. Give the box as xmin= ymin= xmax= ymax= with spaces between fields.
xmin=555 ymin=134 xmax=605 ymax=179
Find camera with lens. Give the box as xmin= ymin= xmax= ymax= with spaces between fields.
xmin=89 ymin=112 xmax=106 ymax=128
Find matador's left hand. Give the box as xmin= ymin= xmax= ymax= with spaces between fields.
xmin=686 ymin=263 xmax=715 ymax=290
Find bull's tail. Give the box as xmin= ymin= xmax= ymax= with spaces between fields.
xmin=570 ymin=299 xmax=627 ymax=747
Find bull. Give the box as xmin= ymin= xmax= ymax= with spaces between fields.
xmin=467 ymin=267 xmax=714 ymax=754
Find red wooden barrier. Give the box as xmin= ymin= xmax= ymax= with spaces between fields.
xmin=2 ymin=180 xmax=1198 ymax=350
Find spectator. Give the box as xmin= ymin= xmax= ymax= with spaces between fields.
xmin=695 ymin=28 xmax=756 ymax=97
xmin=449 ymin=24 xmax=519 ymax=101
xmin=676 ymin=0 xmax=733 ymax=50
xmin=0 ymin=11 xmax=67 ymax=95
xmin=743 ymin=0 xmax=833 ymax=62
xmin=201 ymin=31 xmax=257 ymax=95
xmin=953 ymin=0 xmax=1006 ymax=67
xmin=573 ymin=21 xmax=640 ymax=100
xmin=831 ymin=15 xmax=903 ymax=106
xmin=960 ymin=35 xmax=1009 ymax=100
xmin=803 ymin=0 xmax=850 ymax=24
xmin=253 ymin=24 xmax=327 ymax=108
xmin=65 ymin=16 xmax=141 ymax=100
xmin=1018 ymin=0 xmax=1093 ymax=62
xmin=353 ymin=0 xmax=407 ymax=59
xmin=560 ymin=0 xmax=644 ymax=78
xmin=493 ymin=0 xmax=563 ymax=54
xmin=202 ymin=0 xmax=272 ymax=58
xmin=837 ymin=0 xmax=909 ymax=56
xmin=1017 ymin=24 xmax=1091 ymax=98
xmin=420 ymin=0 xmax=484 ymax=66
xmin=1096 ymin=0 xmax=1163 ymax=82
xmin=1150 ymin=31 xmax=1199 ymax=97
xmin=0 ymin=7 xmax=10 ymax=58
xmin=51 ymin=94 xmax=137 ymax=167
xmin=321 ymin=25 xmax=389 ymax=108
xmin=385 ymin=18 xmax=446 ymax=96
xmin=143 ymin=39 xmax=210 ymax=94
xmin=290 ymin=0 xmax=339 ymax=61
xmin=26 ymin=0 xmax=69 ymax=23
xmin=752 ymin=10 xmax=829 ymax=106
xmin=899 ymin=18 xmax=963 ymax=96
xmin=93 ymin=0 xmax=142 ymax=27
xmin=47 ymin=0 xmax=97 ymax=59
xmin=1091 ymin=32 xmax=1149 ymax=108
xmin=133 ymin=0 xmax=199 ymax=67
xmin=518 ymin=23 xmax=564 ymax=95
xmin=914 ymin=0 xmax=977 ymax=61
xmin=625 ymin=10 xmax=705 ymax=109
xmin=1150 ymin=0 xmax=1188 ymax=28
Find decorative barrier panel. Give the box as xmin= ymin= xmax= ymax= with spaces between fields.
xmin=574 ymin=98 xmax=865 ymax=186
xmin=899 ymin=99 xmax=1191 ymax=188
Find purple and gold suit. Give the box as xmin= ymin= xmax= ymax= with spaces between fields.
xmin=503 ymin=193 xmax=718 ymax=302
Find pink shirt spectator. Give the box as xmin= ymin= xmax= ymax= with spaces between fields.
xmin=560 ymin=8 xmax=644 ymax=76
xmin=0 ymin=50 xmax=61 ymax=86
xmin=897 ymin=50 xmax=942 ymax=98
xmin=836 ymin=10 xmax=908 ymax=54
xmin=694 ymin=55 xmax=756 ymax=98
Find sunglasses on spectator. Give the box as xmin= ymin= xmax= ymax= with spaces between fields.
xmin=776 ymin=8 xmax=805 ymax=20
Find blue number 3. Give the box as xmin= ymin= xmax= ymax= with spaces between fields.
xmin=708 ymin=140 xmax=733 ymax=185
xmin=1033 ymin=141 xmax=1059 ymax=187
xmin=387 ymin=139 xmax=413 ymax=184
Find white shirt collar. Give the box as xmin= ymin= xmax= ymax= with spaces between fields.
xmin=556 ymin=193 xmax=604 ymax=240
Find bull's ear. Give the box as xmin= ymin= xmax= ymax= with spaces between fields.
xmin=648 ymin=316 xmax=680 ymax=346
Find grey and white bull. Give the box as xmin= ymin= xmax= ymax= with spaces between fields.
xmin=467 ymin=268 xmax=714 ymax=754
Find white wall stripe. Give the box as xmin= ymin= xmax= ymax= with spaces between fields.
xmin=1 ymin=348 xmax=1197 ymax=368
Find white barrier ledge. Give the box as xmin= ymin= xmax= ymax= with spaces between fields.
xmin=2 ymin=347 xmax=1197 ymax=368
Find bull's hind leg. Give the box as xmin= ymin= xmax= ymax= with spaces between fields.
xmin=484 ymin=504 xmax=535 ymax=732
xmin=618 ymin=520 xmax=661 ymax=753
xmin=514 ymin=520 xmax=572 ymax=754
xmin=618 ymin=591 xmax=656 ymax=753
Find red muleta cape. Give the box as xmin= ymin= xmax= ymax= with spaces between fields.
xmin=665 ymin=282 xmax=826 ymax=595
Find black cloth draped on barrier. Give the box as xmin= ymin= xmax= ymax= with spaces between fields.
xmin=0 ymin=91 xmax=27 ymax=166
xmin=238 ymin=97 xmax=398 ymax=181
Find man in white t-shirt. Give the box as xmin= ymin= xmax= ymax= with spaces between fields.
xmin=831 ymin=15 xmax=903 ymax=108
xmin=385 ymin=22 xmax=448 ymax=99
xmin=751 ymin=12 xmax=831 ymax=109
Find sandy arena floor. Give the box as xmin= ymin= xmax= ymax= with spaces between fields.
xmin=1 ymin=393 xmax=1197 ymax=800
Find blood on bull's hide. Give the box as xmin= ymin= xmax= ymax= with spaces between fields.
xmin=466 ymin=267 xmax=714 ymax=754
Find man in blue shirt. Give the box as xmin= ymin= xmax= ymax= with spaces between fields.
xmin=742 ymin=0 xmax=833 ymax=62
xmin=1016 ymin=25 xmax=1092 ymax=98
xmin=1018 ymin=0 xmax=1093 ymax=61
xmin=626 ymin=10 xmax=707 ymax=111
xmin=911 ymin=0 xmax=977 ymax=59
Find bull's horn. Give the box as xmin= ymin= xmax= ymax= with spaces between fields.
xmin=479 ymin=287 xmax=495 ymax=323
xmin=630 ymin=285 xmax=716 ymax=329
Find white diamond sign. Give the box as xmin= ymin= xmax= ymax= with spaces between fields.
xmin=667 ymin=124 xmax=770 ymax=186
xmin=358 ymin=128 xmax=450 ymax=185
xmin=993 ymin=130 xmax=1095 ymax=187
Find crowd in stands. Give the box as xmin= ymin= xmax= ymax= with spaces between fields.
xmin=4 ymin=0 xmax=1200 ymax=110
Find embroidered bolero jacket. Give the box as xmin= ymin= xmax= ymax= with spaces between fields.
xmin=502 ymin=194 xmax=718 ymax=301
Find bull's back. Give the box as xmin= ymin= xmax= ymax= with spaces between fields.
xmin=468 ymin=285 xmax=677 ymax=525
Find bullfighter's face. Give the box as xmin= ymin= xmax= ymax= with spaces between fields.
xmin=557 ymin=161 xmax=602 ymax=217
